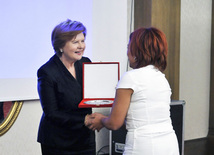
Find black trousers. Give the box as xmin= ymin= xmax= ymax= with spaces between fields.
xmin=41 ymin=144 xmax=96 ymax=155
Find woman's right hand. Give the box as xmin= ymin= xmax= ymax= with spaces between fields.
xmin=84 ymin=114 xmax=94 ymax=127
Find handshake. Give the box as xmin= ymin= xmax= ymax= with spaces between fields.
xmin=84 ymin=113 xmax=108 ymax=132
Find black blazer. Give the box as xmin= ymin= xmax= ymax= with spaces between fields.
xmin=37 ymin=54 xmax=95 ymax=150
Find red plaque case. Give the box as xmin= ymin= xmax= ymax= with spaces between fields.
xmin=78 ymin=62 xmax=120 ymax=108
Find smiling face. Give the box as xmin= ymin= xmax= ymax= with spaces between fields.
xmin=61 ymin=32 xmax=85 ymax=63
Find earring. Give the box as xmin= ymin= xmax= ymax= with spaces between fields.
xmin=134 ymin=57 xmax=137 ymax=61
xmin=60 ymin=49 xmax=63 ymax=53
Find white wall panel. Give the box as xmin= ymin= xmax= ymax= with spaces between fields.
xmin=180 ymin=0 xmax=212 ymax=140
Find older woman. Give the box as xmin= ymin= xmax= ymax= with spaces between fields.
xmin=37 ymin=19 xmax=95 ymax=155
xmin=86 ymin=27 xmax=179 ymax=155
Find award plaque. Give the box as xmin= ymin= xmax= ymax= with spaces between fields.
xmin=78 ymin=62 xmax=120 ymax=108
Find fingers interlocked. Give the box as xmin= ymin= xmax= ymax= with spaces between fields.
xmin=84 ymin=113 xmax=107 ymax=132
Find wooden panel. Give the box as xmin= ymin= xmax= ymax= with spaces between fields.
xmin=134 ymin=0 xmax=152 ymax=28
xmin=134 ymin=0 xmax=180 ymax=100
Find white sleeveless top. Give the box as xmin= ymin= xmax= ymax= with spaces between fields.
xmin=116 ymin=65 xmax=179 ymax=155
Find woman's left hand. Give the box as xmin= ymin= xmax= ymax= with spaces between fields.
xmin=86 ymin=113 xmax=107 ymax=132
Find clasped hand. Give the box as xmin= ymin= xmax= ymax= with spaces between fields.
xmin=84 ymin=113 xmax=107 ymax=132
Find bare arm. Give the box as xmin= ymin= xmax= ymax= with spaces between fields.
xmin=101 ymin=88 xmax=133 ymax=130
